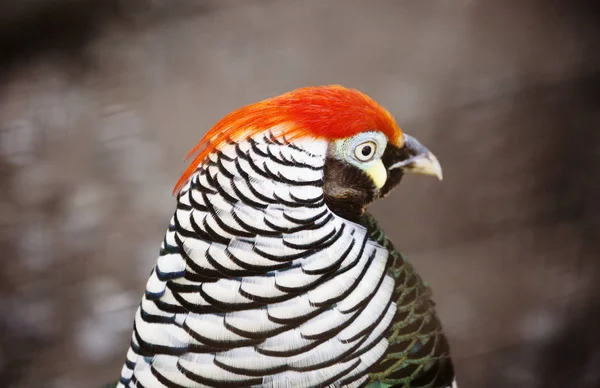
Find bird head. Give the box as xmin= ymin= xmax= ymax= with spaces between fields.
xmin=175 ymin=85 xmax=442 ymax=222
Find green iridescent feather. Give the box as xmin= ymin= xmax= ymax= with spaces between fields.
xmin=361 ymin=212 xmax=454 ymax=388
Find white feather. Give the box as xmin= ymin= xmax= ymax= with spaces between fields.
xmin=267 ymin=293 xmax=317 ymax=322
xmin=287 ymin=335 xmax=356 ymax=370
xmin=282 ymin=223 xmax=337 ymax=248
xmin=197 ymin=172 xmax=213 ymax=193
xmin=159 ymin=283 xmax=188 ymax=306
xmin=349 ymin=300 xmax=396 ymax=358
xmin=156 ymin=253 xmax=185 ymax=275
xmin=224 ymin=308 xmax=284 ymax=335
xmin=227 ymin=238 xmax=285 ymax=270
xmin=132 ymin=361 xmax=169 ymax=388
xmin=181 ymin=237 xmax=219 ymax=273
xmin=214 ymin=346 xmax=287 ymax=373
xmin=278 ymin=144 xmax=325 ymax=170
xmin=174 ymin=287 xmax=211 ymax=307
xmin=218 ymin=143 xmax=238 ymax=160
xmin=298 ymin=307 xmax=351 ymax=339
xmin=207 ymin=243 xmax=248 ymax=272
xmin=134 ymin=308 xmax=191 ymax=349
xmin=145 ymin=268 xmax=166 ymax=296
xmin=257 ymin=327 xmax=314 ymax=355
xmin=287 ymin=185 xmax=323 ymax=202
xmin=264 ymin=157 xmax=322 ymax=183
xmin=264 ymin=207 xmax=322 ymax=231
xmin=242 ymin=170 xmax=276 ymax=198
xmin=201 ymin=278 xmax=253 ymax=305
xmin=301 ymin=231 xmax=354 ymax=273
xmin=274 ymin=265 xmax=323 ymax=291
xmin=237 ymin=156 xmax=268 ymax=181
xmin=341 ymin=339 xmax=388 ymax=386
xmin=338 ymin=276 xmax=395 ymax=342
xmin=263 ymin=357 xmax=356 ymax=388
xmin=231 ymin=202 xmax=274 ymax=232
xmin=231 ymin=177 xmax=272 ymax=206
xmin=140 ymin=297 xmax=173 ymax=318
xmin=189 ymin=187 xmax=207 ymax=209
xmin=336 ymin=246 xmax=389 ymax=313
xmin=178 ymin=353 xmax=254 ymax=383
xmin=184 ymin=313 xmax=248 ymax=344
xmin=252 ymin=234 xmax=305 ymax=258
xmin=283 ymin=204 xmax=328 ymax=220
xmin=217 ymin=156 xmax=238 ymax=177
xmin=150 ymin=355 xmax=202 ymax=388
xmin=239 ymin=275 xmax=288 ymax=300
xmin=165 ymin=219 xmax=180 ymax=245
xmin=204 ymin=213 xmax=234 ymax=240
xmin=205 ymin=189 xmax=235 ymax=213
xmin=178 ymin=189 xmax=191 ymax=207
xmin=306 ymin=246 xmax=371 ymax=307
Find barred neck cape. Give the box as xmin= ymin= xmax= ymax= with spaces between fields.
xmin=117 ymin=128 xmax=455 ymax=387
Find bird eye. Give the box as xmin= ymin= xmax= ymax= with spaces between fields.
xmin=354 ymin=141 xmax=377 ymax=162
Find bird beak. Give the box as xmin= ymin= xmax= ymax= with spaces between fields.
xmin=389 ymin=134 xmax=443 ymax=181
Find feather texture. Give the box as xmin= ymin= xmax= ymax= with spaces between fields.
xmin=116 ymin=126 xmax=455 ymax=387
xmin=174 ymin=85 xmax=404 ymax=194
xmin=361 ymin=213 xmax=456 ymax=388
xmin=118 ymin=132 xmax=398 ymax=387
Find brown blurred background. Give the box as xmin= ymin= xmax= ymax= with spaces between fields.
xmin=0 ymin=1 xmax=598 ymax=387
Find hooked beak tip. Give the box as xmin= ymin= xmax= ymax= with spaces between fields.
xmin=406 ymin=151 xmax=444 ymax=181
xmin=389 ymin=134 xmax=444 ymax=181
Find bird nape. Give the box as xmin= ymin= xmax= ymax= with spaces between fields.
xmin=111 ymin=85 xmax=456 ymax=388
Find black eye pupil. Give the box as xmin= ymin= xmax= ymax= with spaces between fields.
xmin=361 ymin=145 xmax=372 ymax=156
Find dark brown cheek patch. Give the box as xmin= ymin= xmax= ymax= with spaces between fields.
xmin=322 ymin=157 xmax=376 ymax=223
xmin=379 ymin=169 xmax=405 ymax=198
xmin=378 ymin=143 xmax=409 ymax=197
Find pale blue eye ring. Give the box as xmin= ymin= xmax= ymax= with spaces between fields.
xmin=354 ymin=141 xmax=377 ymax=162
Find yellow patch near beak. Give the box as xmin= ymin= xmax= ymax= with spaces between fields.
xmin=364 ymin=160 xmax=388 ymax=189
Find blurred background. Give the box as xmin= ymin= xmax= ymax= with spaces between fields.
xmin=0 ymin=0 xmax=598 ymax=387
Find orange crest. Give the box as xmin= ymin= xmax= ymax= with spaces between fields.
xmin=173 ymin=85 xmax=403 ymax=194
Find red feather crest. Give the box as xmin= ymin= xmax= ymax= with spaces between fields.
xmin=173 ymin=85 xmax=403 ymax=194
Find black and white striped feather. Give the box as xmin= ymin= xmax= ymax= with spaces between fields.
xmin=117 ymin=131 xmax=413 ymax=387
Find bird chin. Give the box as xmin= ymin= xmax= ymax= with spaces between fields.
xmin=377 ymin=170 xmax=405 ymax=199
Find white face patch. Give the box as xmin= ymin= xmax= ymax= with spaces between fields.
xmin=330 ymin=131 xmax=389 ymax=189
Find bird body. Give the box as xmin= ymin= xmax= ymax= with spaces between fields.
xmin=116 ymin=86 xmax=455 ymax=388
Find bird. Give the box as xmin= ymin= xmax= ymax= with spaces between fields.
xmin=113 ymin=85 xmax=456 ymax=388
